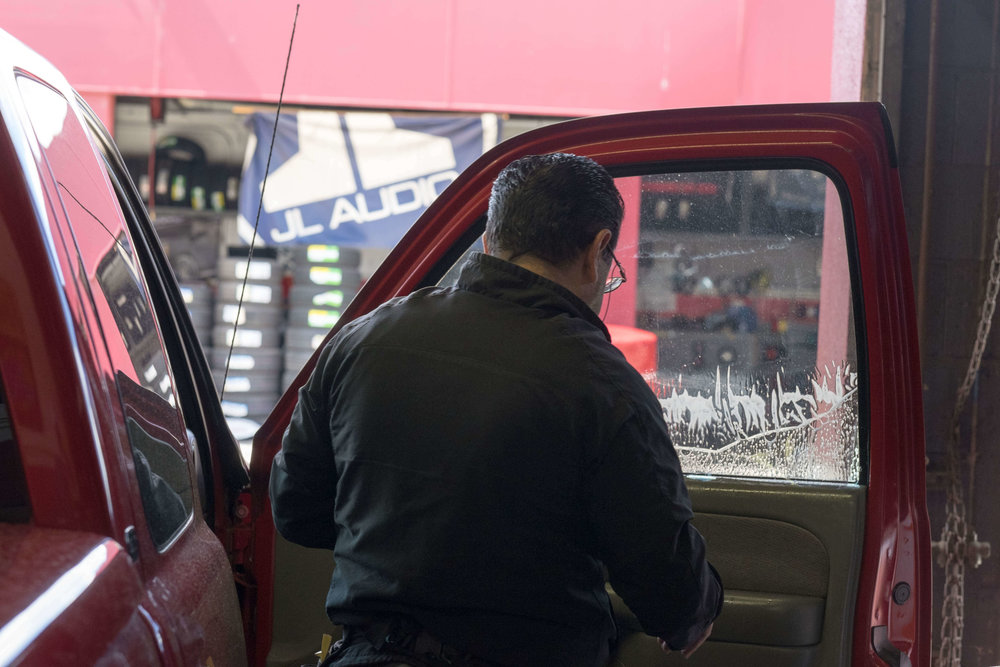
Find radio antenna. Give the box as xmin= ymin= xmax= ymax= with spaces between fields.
xmin=222 ymin=3 xmax=300 ymax=399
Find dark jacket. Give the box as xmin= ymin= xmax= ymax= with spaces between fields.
xmin=270 ymin=253 xmax=722 ymax=666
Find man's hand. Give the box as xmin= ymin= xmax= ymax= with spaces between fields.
xmin=658 ymin=622 xmax=713 ymax=659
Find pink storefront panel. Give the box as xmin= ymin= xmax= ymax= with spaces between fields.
xmin=5 ymin=0 xmax=855 ymax=116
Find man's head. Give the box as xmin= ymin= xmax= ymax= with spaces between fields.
xmin=485 ymin=153 xmax=624 ymax=265
xmin=484 ymin=153 xmax=625 ymax=311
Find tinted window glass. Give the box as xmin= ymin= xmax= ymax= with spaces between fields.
xmin=17 ymin=76 xmax=194 ymax=545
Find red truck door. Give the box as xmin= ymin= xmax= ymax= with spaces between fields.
xmin=252 ymin=103 xmax=929 ymax=667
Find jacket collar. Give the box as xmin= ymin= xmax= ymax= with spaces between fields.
xmin=456 ymin=252 xmax=611 ymax=340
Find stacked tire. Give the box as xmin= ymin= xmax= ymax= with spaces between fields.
xmin=178 ymin=282 xmax=213 ymax=353
xmin=284 ymin=245 xmax=362 ymax=389
xmin=211 ymin=248 xmax=285 ymax=424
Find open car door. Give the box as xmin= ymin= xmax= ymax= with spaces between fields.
xmin=248 ymin=102 xmax=930 ymax=667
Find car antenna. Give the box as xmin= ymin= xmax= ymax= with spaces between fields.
xmin=222 ymin=3 xmax=300 ymax=400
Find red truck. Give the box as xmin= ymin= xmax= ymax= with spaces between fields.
xmin=0 ymin=28 xmax=929 ymax=667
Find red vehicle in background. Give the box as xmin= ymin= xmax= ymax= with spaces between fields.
xmin=0 ymin=29 xmax=928 ymax=667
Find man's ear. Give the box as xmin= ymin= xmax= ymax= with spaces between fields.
xmin=582 ymin=229 xmax=613 ymax=283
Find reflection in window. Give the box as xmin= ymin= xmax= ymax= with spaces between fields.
xmin=98 ymin=247 xmax=192 ymax=548
xmin=124 ymin=403 xmax=193 ymax=547
xmin=97 ymin=235 xmax=173 ymax=401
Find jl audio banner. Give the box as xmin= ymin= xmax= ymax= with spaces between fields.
xmin=238 ymin=111 xmax=499 ymax=247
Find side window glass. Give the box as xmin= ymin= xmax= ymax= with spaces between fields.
xmin=17 ymin=76 xmax=194 ymax=546
xmin=619 ymin=169 xmax=859 ymax=482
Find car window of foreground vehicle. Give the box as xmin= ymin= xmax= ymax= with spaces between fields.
xmin=17 ymin=74 xmax=195 ymax=549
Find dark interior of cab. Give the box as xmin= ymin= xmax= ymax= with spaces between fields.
xmin=0 ymin=379 xmax=31 ymax=524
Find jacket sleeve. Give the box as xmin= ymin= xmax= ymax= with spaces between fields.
xmin=587 ymin=403 xmax=723 ymax=650
xmin=269 ymin=355 xmax=339 ymax=550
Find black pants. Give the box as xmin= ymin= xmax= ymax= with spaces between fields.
xmin=320 ymin=618 xmax=499 ymax=667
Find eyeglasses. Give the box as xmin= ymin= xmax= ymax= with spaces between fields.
xmin=604 ymin=250 xmax=626 ymax=294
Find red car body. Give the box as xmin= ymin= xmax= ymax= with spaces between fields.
xmin=0 ymin=30 xmax=247 ymax=666
xmin=0 ymin=29 xmax=928 ymax=667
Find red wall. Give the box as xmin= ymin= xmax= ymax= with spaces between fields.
xmin=5 ymin=0 xmax=860 ymax=118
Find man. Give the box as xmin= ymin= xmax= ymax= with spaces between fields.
xmin=271 ymin=153 xmax=722 ymax=667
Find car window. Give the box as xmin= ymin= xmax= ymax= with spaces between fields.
xmin=441 ymin=166 xmax=860 ymax=483
xmin=17 ymin=75 xmax=195 ymax=546
xmin=621 ymin=169 xmax=859 ymax=482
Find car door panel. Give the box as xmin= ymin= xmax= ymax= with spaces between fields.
xmin=253 ymin=103 xmax=928 ymax=667
xmin=609 ymin=481 xmax=865 ymax=665
xmin=0 ymin=528 xmax=164 ymax=665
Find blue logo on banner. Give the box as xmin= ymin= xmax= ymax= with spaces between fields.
xmin=238 ymin=111 xmax=491 ymax=248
